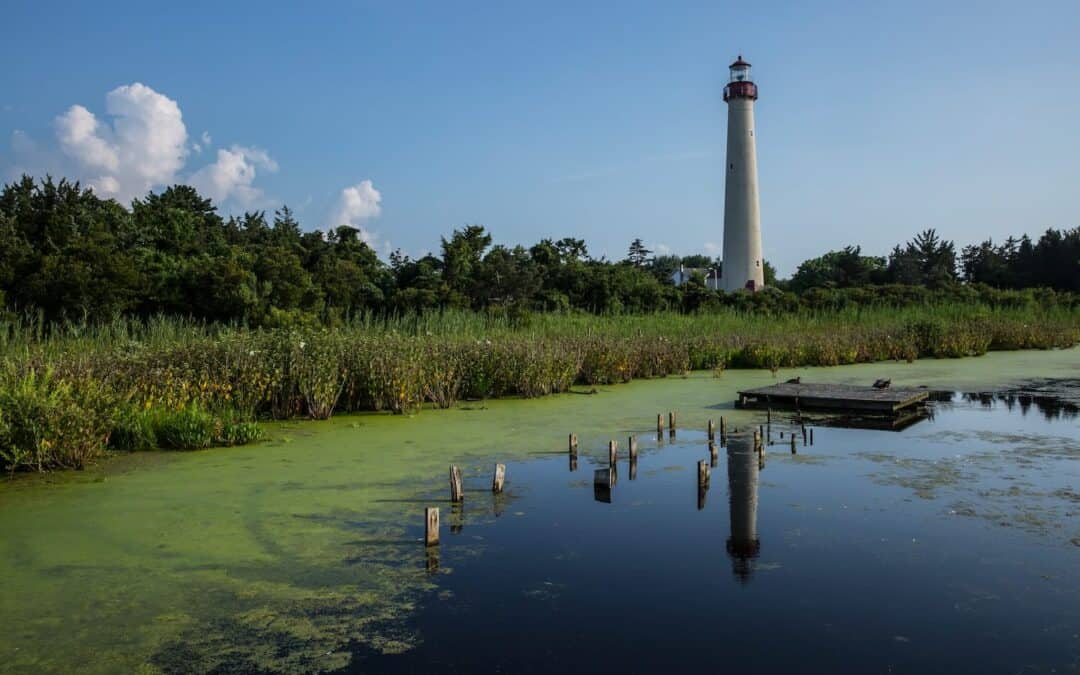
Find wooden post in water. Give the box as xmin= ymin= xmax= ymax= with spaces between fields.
xmin=569 ymin=433 xmax=578 ymax=454
xmin=608 ymin=440 xmax=618 ymax=466
xmin=449 ymin=465 xmax=464 ymax=502
xmin=810 ymin=428 xmax=814 ymax=445
xmin=628 ymin=436 xmax=638 ymax=461
xmin=802 ymin=425 xmax=808 ymax=446
xmin=720 ymin=416 xmax=726 ymax=437
xmin=657 ymin=414 xmax=664 ymax=433
xmin=491 ymin=464 xmax=506 ymax=493
xmin=767 ymin=408 xmax=771 ymax=424
xmin=425 ymin=507 xmax=440 ymax=547
xmin=707 ymin=419 xmax=715 ymax=441
xmin=698 ymin=459 xmax=710 ymax=487
xmin=669 ymin=411 xmax=677 ymax=432
xmin=709 ymin=440 xmax=718 ymax=466
xmin=569 ymin=453 xmax=578 ymax=472
xmin=790 ymin=434 xmax=797 ymax=454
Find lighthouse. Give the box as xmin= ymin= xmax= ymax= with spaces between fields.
xmin=720 ymin=55 xmax=765 ymax=292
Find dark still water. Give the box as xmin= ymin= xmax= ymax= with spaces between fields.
xmin=352 ymin=394 xmax=1079 ymax=675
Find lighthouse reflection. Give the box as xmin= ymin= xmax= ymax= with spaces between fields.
xmin=726 ymin=434 xmax=761 ymax=583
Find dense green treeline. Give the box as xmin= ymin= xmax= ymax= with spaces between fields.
xmin=2 ymin=176 xmax=1077 ymax=326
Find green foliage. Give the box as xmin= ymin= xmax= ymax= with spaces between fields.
xmin=0 ymin=366 xmax=121 ymax=472
xmin=3 ymin=177 xmax=1078 ymax=325
xmin=789 ymin=246 xmax=887 ymax=292
xmin=150 ymin=405 xmax=263 ymax=450
xmin=1 ymin=302 xmax=1077 ymax=475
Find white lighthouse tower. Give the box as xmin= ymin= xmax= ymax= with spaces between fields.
xmin=720 ymin=55 xmax=765 ymax=292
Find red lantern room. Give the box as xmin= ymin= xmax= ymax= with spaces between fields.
xmin=723 ymin=55 xmax=758 ymax=102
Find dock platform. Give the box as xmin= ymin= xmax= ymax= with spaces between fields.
xmin=737 ymin=383 xmax=929 ymax=414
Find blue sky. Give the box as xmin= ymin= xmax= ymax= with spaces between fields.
xmin=2 ymin=0 xmax=1078 ymax=275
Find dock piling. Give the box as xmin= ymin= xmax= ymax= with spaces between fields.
xmin=698 ymin=459 xmax=710 ymax=487
xmin=491 ymin=463 xmax=506 ymax=493
xmin=449 ymin=465 xmax=464 ymax=502
xmin=425 ymin=507 xmax=440 ymax=547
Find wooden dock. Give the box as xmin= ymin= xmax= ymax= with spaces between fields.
xmin=737 ymin=383 xmax=929 ymax=414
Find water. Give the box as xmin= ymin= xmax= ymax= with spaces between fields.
xmin=0 ymin=349 xmax=1077 ymax=674
xmin=353 ymin=394 xmax=1078 ymax=674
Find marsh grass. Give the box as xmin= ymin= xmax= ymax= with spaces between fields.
xmin=1 ymin=304 xmax=1077 ymax=473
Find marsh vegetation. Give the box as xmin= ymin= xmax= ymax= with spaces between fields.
xmin=1 ymin=304 xmax=1077 ymax=474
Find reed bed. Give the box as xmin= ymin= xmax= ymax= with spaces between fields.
xmin=1 ymin=304 xmax=1077 ymax=473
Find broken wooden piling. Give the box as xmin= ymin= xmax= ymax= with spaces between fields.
xmin=449 ymin=465 xmax=464 ymax=502
xmin=698 ymin=459 xmax=710 ymax=487
xmin=425 ymin=507 xmax=440 ymax=546
xmin=492 ymin=463 xmax=506 ymax=493
xmin=628 ymin=436 xmax=638 ymax=461
xmin=657 ymin=413 xmax=664 ymax=433
xmin=608 ymin=440 xmax=618 ymax=466
xmin=569 ymin=433 xmax=578 ymax=454
xmin=708 ymin=419 xmax=716 ymax=441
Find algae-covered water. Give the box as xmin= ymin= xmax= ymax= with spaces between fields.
xmin=1 ymin=349 xmax=1078 ymax=674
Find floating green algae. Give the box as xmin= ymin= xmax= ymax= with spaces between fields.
xmin=1 ymin=348 xmax=1077 ymax=673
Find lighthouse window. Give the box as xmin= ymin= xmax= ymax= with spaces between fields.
xmin=729 ymin=163 xmax=734 ymax=170
xmin=749 ymin=130 xmax=753 ymax=136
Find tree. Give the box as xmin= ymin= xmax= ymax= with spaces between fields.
xmin=887 ymin=229 xmax=957 ymax=287
xmin=625 ymin=238 xmax=651 ymax=267
xmin=789 ymin=246 xmax=885 ymax=292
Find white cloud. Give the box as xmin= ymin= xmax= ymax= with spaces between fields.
xmin=330 ymin=180 xmax=382 ymax=225
xmin=54 ymin=83 xmax=188 ymax=203
xmin=189 ymin=145 xmax=278 ymax=207
xmin=704 ymin=241 xmax=722 ymax=255
xmin=328 ymin=180 xmax=384 ymax=249
xmin=653 ymin=242 xmax=672 ymax=255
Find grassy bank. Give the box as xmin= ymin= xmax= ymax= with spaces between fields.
xmin=1 ymin=304 xmax=1078 ymax=473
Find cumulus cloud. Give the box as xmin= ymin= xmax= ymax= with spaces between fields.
xmin=704 ymin=241 xmax=722 ymax=255
xmin=330 ymin=180 xmax=382 ymax=225
xmin=328 ymin=180 xmax=384 ymax=249
xmin=189 ymin=145 xmax=278 ymax=207
xmin=54 ymin=83 xmax=188 ymax=202
xmin=653 ymin=242 xmax=672 ymax=255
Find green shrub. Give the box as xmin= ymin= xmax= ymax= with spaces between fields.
xmin=152 ymin=406 xmax=217 ymax=449
xmin=0 ymin=367 xmax=121 ymax=472
xmin=110 ymin=406 xmax=156 ymax=451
